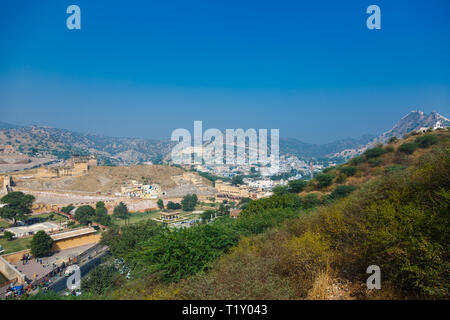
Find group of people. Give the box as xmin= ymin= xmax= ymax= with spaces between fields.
xmin=20 ymin=253 xmax=33 ymax=265
xmin=3 ymin=283 xmax=32 ymax=299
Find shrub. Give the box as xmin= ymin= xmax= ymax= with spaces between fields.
xmin=282 ymin=232 xmax=332 ymax=297
xmin=82 ymin=264 xmax=119 ymax=295
xmin=314 ymin=174 xmax=334 ymax=189
xmin=302 ymin=193 xmax=321 ymax=209
xmin=398 ymin=142 xmax=419 ymax=154
xmin=350 ymin=156 xmax=364 ymax=166
xmin=3 ymin=231 xmax=14 ymax=240
xmin=415 ymin=134 xmax=438 ymax=148
xmin=330 ymin=185 xmax=356 ymax=199
xmin=385 ymin=145 xmax=394 ymax=153
xmin=385 ymin=165 xmax=407 ymax=174
xmin=288 ymin=180 xmax=308 ymax=193
xmin=338 ymin=166 xmax=357 ymax=177
xmin=364 ymin=146 xmax=386 ymax=159
xmin=388 ymin=136 xmax=398 ymax=144
xmin=335 ymin=174 xmax=347 ymax=184
xmin=272 ymin=185 xmax=290 ymax=195
xmin=368 ymin=158 xmax=382 ymax=167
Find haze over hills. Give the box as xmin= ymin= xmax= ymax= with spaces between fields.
xmin=0 ymin=123 xmax=175 ymax=165
xmin=0 ymin=111 xmax=448 ymax=165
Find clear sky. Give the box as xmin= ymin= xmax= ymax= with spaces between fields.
xmin=0 ymin=0 xmax=449 ymax=143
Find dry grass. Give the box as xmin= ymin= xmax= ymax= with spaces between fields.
xmin=13 ymin=165 xmax=210 ymax=193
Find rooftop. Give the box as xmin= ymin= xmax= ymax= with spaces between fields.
xmin=6 ymin=222 xmax=61 ymax=236
xmin=50 ymin=227 xmax=96 ymax=241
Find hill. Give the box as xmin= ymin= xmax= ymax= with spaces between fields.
xmin=1 ymin=111 xmax=448 ymax=167
xmin=0 ymin=125 xmax=175 ymax=165
xmin=54 ymin=127 xmax=448 ymax=300
xmin=326 ymin=111 xmax=450 ymax=160
xmin=11 ymin=164 xmax=211 ymax=193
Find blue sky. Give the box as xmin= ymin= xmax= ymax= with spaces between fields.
xmin=0 ymin=0 xmax=449 ymax=143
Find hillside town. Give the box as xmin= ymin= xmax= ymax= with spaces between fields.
xmin=0 ymin=147 xmax=296 ymax=298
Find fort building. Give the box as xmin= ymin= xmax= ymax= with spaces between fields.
xmin=215 ymin=180 xmax=249 ymax=199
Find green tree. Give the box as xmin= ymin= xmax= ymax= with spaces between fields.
xmin=0 ymin=192 xmax=35 ymax=225
xmin=94 ymin=202 xmax=111 ymax=226
xmin=272 ymin=185 xmax=290 ymax=195
xmin=201 ymin=210 xmax=215 ymax=223
xmin=398 ymin=142 xmax=419 ymax=154
xmin=315 ymin=173 xmax=334 ymax=188
xmin=74 ymin=205 xmax=96 ymax=225
xmin=60 ymin=204 xmax=75 ymax=214
xmin=288 ymin=179 xmax=307 ymax=193
xmin=217 ymin=204 xmax=230 ymax=216
xmin=338 ymin=166 xmax=357 ymax=177
xmin=167 ymin=201 xmax=182 ymax=210
xmin=31 ymin=230 xmax=54 ymax=257
xmin=157 ymin=199 xmax=164 ymax=210
xmin=364 ymin=146 xmax=386 ymax=158
xmin=181 ymin=194 xmax=198 ymax=211
xmin=415 ymin=134 xmax=438 ymax=148
xmin=231 ymin=175 xmax=244 ymax=186
xmin=81 ymin=264 xmax=117 ymax=295
xmin=113 ymin=202 xmax=130 ymax=223
xmin=3 ymin=231 xmax=14 ymax=240
xmin=330 ymin=185 xmax=356 ymax=199
xmin=302 ymin=193 xmax=321 ymax=209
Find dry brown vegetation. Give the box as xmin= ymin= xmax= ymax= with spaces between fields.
xmin=105 ymin=129 xmax=449 ymax=300
xmin=12 ymin=165 xmax=210 ymax=193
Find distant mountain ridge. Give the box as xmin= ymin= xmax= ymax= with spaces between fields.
xmin=376 ymin=111 xmax=450 ymax=143
xmin=0 ymin=124 xmax=175 ymax=165
xmin=0 ymin=110 xmax=448 ymax=165
xmin=279 ymin=134 xmax=377 ymax=160
xmin=327 ymin=111 xmax=450 ymax=160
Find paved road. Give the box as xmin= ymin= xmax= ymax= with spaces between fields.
xmin=48 ymin=250 xmax=110 ymax=293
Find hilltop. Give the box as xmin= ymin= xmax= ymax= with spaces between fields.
xmin=326 ymin=111 xmax=450 ymax=160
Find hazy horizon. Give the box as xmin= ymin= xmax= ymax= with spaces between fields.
xmin=1 ymin=0 xmax=449 ymax=144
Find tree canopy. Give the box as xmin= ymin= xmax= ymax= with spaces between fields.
xmin=113 ymin=202 xmax=130 ymax=221
xmin=288 ymin=179 xmax=307 ymax=193
xmin=167 ymin=201 xmax=181 ymax=210
xmin=231 ymin=175 xmax=244 ymax=186
xmin=31 ymin=230 xmax=54 ymax=257
xmin=0 ymin=191 xmax=35 ymax=225
xmin=157 ymin=199 xmax=164 ymax=210
xmin=74 ymin=205 xmax=96 ymax=225
xmin=181 ymin=194 xmax=198 ymax=211
xmin=95 ymin=201 xmax=112 ymax=226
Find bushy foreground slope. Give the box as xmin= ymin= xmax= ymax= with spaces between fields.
xmin=30 ymin=129 xmax=449 ymax=300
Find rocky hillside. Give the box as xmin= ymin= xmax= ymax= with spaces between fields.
xmin=327 ymin=111 xmax=449 ymax=160
xmin=1 ymin=111 xmax=448 ymax=165
xmin=0 ymin=124 xmax=175 ymax=165
xmin=375 ymin=111 xmax=450 ymax=143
